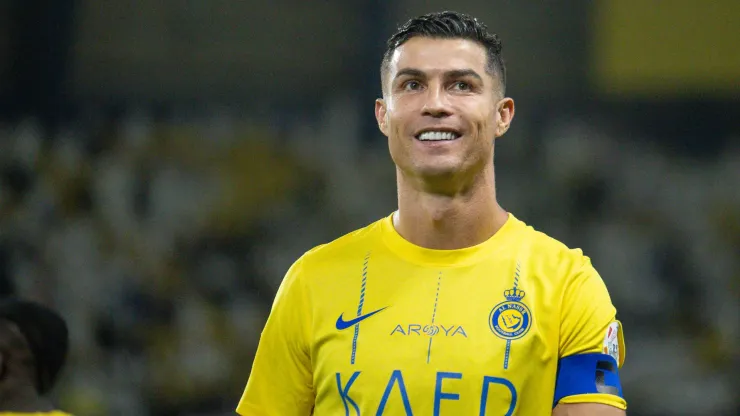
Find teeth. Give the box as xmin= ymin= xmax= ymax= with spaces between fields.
xmin=417 ymin=131 xmax=459 ymax=141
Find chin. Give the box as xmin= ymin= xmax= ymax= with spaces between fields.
xmin=412 ymin=162 xmax=463 ymax=180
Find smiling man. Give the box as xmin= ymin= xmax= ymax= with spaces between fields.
xmin=237 ymin=11 xmax=626 ymax=415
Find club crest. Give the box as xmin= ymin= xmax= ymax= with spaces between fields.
xmin=489 ymin=280 xmax=532 ymax=340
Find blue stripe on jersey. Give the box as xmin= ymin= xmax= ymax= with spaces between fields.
xmin=427 ymin=272 xmax=442 ymax=364
xmin=503 ymin=261 xmax=522 ymax=370
xmin=351 ymin=252 xmax=371 ymax=365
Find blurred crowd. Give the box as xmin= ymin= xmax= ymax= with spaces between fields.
xmin=0 ymin=99 xmax=738 ymax=415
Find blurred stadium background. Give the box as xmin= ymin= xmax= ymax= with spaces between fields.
xmin=0 ymin=1 xmax=738 ymax=415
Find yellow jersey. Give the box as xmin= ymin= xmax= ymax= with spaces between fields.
xmin=238 ymin=213 xmax=626 ymax=415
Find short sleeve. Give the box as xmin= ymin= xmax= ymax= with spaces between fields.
xmin=556 ymin=253 xmax=627 ymax=410
xmin=237 ymin=258 xmax=314 ymax=415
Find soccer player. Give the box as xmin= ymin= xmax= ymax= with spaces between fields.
xmin=237 ymin=11 xmax=626 ymax=415
xmin=0 ymin=299 xmax=73 ymax=416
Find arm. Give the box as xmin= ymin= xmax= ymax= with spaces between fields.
xmin=553 ymin=252 xmax=627 ymax=413
xmin=236 ymin=258 xmax=314 ymax=416
xmin=553 ymin=403 xmax=626 ymax=416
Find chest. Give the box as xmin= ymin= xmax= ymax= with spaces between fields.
xmin=309 ymin=257 xmax=560 ymax=414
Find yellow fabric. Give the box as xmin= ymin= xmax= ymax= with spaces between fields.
xmin=559 ymin=393 xmax=627 ymax=410
xmin=237 ymin=213 xmax=626 ymax=415
xmin=0 ymin=412 xmax=73 ymax=416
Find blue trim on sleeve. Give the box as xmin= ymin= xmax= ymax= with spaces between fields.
xmin=553 ymin=353 xmax=623 ymax=408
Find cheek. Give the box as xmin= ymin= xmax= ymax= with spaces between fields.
xmin=387 ymin=105 xmax=413 ymax=137
xmin=384 ymin=107 xmax=408 ymax=151
xmin=477 ymin=108 xmax=498 ymax=135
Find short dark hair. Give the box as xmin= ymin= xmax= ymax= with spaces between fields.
xmin=381 ymin=11 xmax=506 ymax=95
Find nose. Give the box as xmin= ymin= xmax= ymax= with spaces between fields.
xmin=421 ymin=85 xmax=452 ymax=118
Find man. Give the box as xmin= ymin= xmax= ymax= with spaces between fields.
xmin=0 ymin=298 xmax=72 ymax=416
xmin=238 ymin=11 xmax=626 ymax=415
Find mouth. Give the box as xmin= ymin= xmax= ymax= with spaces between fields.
xmin=414 ymin=129 xmax=462 ymax=142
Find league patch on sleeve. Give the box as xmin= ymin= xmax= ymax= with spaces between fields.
xmin=602 ymin=321 xmax=624 ymax=366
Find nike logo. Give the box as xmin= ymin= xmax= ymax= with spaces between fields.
xmin=335 ymin=307 xmax=388 ymax=330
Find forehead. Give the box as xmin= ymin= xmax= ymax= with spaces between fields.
xmin=388 ymin=37 xmax=489 ymax=76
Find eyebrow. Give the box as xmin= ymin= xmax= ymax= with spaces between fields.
xmin=393 ymin=68 xmax=484 ymax=83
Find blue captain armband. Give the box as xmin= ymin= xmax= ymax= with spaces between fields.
xmin=553 ymin=353 xmax=623 ymax=407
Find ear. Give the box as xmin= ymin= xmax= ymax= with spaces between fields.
xmin=375 ymin=98 xmax=389 ymax=137
xmin=494 ymin=97 xmax=515 ymax=138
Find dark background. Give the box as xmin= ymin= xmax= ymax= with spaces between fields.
xmin=0 ymin=1 xmax=738 ymax=415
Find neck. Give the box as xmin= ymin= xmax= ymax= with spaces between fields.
xmin=394 ymin=165 xmax=508 ymax=250
xmin=0 ymin=383 xmax=52 ymax=412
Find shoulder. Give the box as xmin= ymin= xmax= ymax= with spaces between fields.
xmin=513 ymin=216 xmax=595 ymax=279
xmin=514 ymin=217 xmax=616 ymax=317
xmin=290 ymin=215 xmax=387 ymax=278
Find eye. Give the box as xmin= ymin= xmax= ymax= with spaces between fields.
xmin=452 ymin=81 xmax=471 ymax=91
xmin=403 ymin=80 xmax=422 ymax=91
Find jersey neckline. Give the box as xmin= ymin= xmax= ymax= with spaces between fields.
xmin=379 ymin=211 xmax=522 ymax=267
